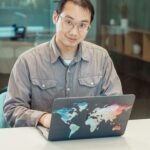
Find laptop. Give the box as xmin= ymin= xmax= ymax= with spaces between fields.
xmin=36 ymin=94 xmax=135 ymax=141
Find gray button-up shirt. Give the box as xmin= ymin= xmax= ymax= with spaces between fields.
xmin=4 ymin=36 xmax=122 ymax=127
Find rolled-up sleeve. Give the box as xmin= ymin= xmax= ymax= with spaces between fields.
xmin=3 ymin=57 xmax=46 ymax=127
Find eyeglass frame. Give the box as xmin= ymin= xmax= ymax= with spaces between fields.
xmin=58 ymin=15 xmax=91 ymax=33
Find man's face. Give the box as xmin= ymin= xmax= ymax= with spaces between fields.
xmin=53 ymin=1 xmax=91 ymax=50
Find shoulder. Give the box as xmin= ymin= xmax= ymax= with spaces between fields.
xmin=81 ymin=41 xmax=110 ymax=62
xmin=13 ymin=41 xmax=50 ymax=71
xmin=19 ymin=42 xmax=50 ymax=60
xmin=82 ymin=41 xmax=109 ymax=56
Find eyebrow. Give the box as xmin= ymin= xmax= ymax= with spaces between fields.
xmin=64 ymin=15 xmax=89 ymax=23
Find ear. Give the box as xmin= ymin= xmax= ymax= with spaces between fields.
xmin=53 ymin=11 xmax=59 ymax=24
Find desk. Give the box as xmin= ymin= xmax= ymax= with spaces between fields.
xmin=0 ymin=119 xmax=150 ymax=150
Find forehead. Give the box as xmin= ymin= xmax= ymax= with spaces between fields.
xmin=61 ymin=1 xmax=91 ymax=22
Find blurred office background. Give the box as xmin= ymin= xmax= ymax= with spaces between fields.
xmin=0 ymin=0 xmax=150 ymax=119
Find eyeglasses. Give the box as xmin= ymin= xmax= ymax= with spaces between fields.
xmin=59 ymin=15 xmax=91 ymax=33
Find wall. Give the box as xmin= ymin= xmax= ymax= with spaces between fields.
xmin=0 ymin=0 xmax=50 ymax=27
xmin=100 ymin=0 xmax=150 ymax=30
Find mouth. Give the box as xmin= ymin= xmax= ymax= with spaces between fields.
xmin=67 ymin=37 xmax=77 ymax=42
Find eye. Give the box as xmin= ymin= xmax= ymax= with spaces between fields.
xmin=64 ymin=18 xmax=73 ymax=25
xmin=79 ymin=23 xmax=88 ymax=29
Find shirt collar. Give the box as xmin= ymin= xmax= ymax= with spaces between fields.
xmin=49 ymin=36 xmax=90 ymax=64
xmin=78 ymin=42 xmax=90 ymax=62
xmin=49 ymin=35 xmax=61 ymax=64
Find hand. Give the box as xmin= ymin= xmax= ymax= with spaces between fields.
xmin=39 ymin=113 xmax=52 ymax=128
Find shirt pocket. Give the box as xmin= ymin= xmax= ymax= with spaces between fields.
xmin=79 ymin=75 xmax=102 ymax=88
xmin=31 ymin=79 xmax=57 ymax=90
xmin=30 ymin=79 xmax=57 ymax=111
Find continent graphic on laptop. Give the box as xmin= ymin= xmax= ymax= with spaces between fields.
xmin=54 ymin=102 xmax=131 ymax=138
xmin=54 ymin=102 xmax=88 ymax=138
xmin=85 ymin=104 xmax=131 ymax=133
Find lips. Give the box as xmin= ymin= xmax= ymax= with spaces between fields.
xmin=67 ymin=37 xmax=77 ymax=42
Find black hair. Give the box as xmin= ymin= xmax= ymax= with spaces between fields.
xmin=55 ymin=0 xmax=95 ymax=23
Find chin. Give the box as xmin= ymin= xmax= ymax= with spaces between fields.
xmin=65 ymin=41 xmax=79 ymax=47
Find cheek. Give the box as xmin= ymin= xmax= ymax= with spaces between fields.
xmin=56 ymin=22 xmax=64 ymax=33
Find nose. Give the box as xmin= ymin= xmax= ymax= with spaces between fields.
xmin=69 ymin=24 xmax=79 ymax=35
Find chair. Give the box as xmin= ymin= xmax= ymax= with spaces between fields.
xmin=0 ymin=89 xmax=8 ymax=128
xmin=0 ymin=86 xmax=7 ymax=94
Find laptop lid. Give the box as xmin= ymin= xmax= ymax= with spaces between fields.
xmin=48 ymin=94 xmax=135 ymax=141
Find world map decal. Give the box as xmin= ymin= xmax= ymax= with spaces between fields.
xmin=54 ymin=101 xmax=131 ymax=138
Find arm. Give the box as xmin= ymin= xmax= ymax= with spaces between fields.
xmin=3 ymin=57 xmax=49 ymax=127
xmin=100 ymin=54 xmax=123 ymax=96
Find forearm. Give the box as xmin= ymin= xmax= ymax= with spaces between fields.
xmin=4 ymin=101 xmax=46 ymax=127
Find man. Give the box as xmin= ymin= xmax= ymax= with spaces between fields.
xmin=4 ymin=0 xmax=122 ymax=128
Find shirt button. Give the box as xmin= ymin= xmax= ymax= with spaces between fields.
xmin=91 ymin=82 xmax=94 ymax=86
xmin=42 ymin=84 xmax=45 ymax=88
xmin=67 ymin=70 xmax=70 ymax=73
xmin=66 ymin=88 xmax=70 ymax=91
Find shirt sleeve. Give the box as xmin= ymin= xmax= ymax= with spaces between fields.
xmin=3 ymin=57 xmax=46 ymax=127
xmin=100 ymin=53 xmax=123 ymax=96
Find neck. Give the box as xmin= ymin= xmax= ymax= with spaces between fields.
xmin=55 ymin=38 xmax=78 ymax=60
xmin=61 ymin=49 xmax=77 ymax=60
